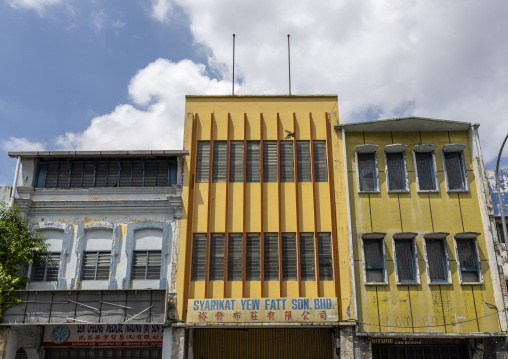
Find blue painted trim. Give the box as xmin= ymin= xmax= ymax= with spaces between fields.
xmin=73 ymin=222 xmax=116 ymax=289
xmin=124 ymin=221 xmax=172 ymax=289
xmin=32 ymin=222 xmax=73 ymax=289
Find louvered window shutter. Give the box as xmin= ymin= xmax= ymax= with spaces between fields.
xmin=209 ymin=234 xmax=225 ymax=281
xmin=358 ymin=153 xmax=376 ymax=191
xmin=196 ymin=141 xmax=211 ymax=183
xmin=415 ymin=152 xmax=436 ymax=190
xmin=281 ymin=233 xmax=297 ymax=280
xmin=444 ymin=152 xmax=465 ymax=190
xmin=313 ymin=141 xmax=328 ymax=182
xmin=299 ymin=233 xmax=315 ymax=280
xmin=317 ymin=233 xmax=333 ymax=280
xmin=386 ymin=152 xmax=405 ymax=190
xmin=246 ymin=141 xmax=260 ymax=183
xmin=212 ymin=142 xmax=227 ymax=182
xmin=394 ymin=240 xmax=415 ymax=282
xmin=297 ymin=142 xmax=311 ymax=182
xmin=230 ymin=142 xmax=244 ymax=182
xmin=228 ymin=234 xmax=243 ymax=280
xmin=264 ymin=234 xmax=279 ymax=280
xmin=191 ymin=235 xmax=207 ymax=281
xmin=246 ymin=234 xmax=261 ymax=280
xmin=263 ymin=142 xmax=278 ymax=182
xmin=280 ymin=142 xmax=294 ymax=182
xmin=426 ymin=240 xmax=447 ymax=282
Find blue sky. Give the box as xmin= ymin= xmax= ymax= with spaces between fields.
xmin=1 ymin=0 xmax=508 ymax=186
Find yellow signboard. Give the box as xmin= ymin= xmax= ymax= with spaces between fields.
xmin=187 ymin=297 xmax=339 ymax=323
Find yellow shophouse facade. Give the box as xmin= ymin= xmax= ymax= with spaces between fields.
xmin=175 ymin=95 xmax=355 ymax=358
xmin=339 ymin=118 xmax=508 ymax=358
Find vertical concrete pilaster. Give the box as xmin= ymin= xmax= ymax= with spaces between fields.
xmin=340 ymin=327 xmax=354 ymax=359
xmin=171 ymin=327 xmax=186 ymax=358
xmin=0 ymin=328 xmax=10 ymax=359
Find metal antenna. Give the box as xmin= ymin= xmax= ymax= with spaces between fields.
xmin=287 ymin=34 xmax=291 ymax=95
xmin=232 ymin=34 xmax=235 ymax=95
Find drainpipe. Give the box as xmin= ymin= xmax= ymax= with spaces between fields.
xmin=8 ymin=156 xmax=21 ymax=207
xmin=496 ymin=134 xmax=508 ymax=247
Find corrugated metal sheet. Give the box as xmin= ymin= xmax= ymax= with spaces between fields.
xmin=193 ymin=328 xmax=333 ymax=359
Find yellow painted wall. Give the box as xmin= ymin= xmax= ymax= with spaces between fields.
xmin=347 ymin=129 xmax=501 ymax=334
xmin=176 ymin=96 xmax=352 ymax=321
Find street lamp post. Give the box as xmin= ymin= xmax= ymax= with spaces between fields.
xmin=495 ymin=134 xmax=508 ymax=244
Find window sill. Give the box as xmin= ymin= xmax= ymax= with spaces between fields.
xmin=460 ymin=281 xmax=483 ymax=286
xmin=428 ymin=281 xmax=452 ymax=286
xmin=446 ymin=189 xmax=470 ymax=193
xmin=417 ymin=189 xmax=440 ymax=193
xmin=387 ymin=189 xmax=410 ymax=194
xmin=364 ymin=282 xmax=388 ymax=286
xmin=358 ymin=190 xmax=380 ymax=194
xmin=396 ymin=282 xmax=420 ymax=285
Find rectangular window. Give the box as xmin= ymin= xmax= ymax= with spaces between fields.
xmin=264 ymin=233 xmax=279 ymax=280
xmin=444 ymin=151 xmax=466 ymax=190
xmin=280 ymin=142 xmax=294 ymax=182
xmin=212 ymin=141 xmax=227 ymax=182
xmin=31 ymin=253 xmax=60 ymax=282
xmin=281 ymin=233 xmax=297 ymax=280
xmin=386 ymin=152 xmax=407 ymax=191
xmin=363 ymin=239 xmax=385 ymax=283
xmin=191 ymin=235 xmax=207 ymax=281
xmin=426 ymin=240 xmax=448 ymax=283
xmin=358 ymin=152 xmax=377 ymax=191
xmin=82 ymin=252 xmax=111 ymax=280
xmin=415 ymin=152 xmax=437 ymax=190
xmin=132 ymin=251 xmax=161 ymax=280
xmin=246 ymin=141 xmax=260 ymax=182
xmin=497 ymin=222 xmax=507 ymax=244
xmin=300 ymin=233 xmax=315 ymax=280
xmin=318 ymin=233 xmax=333 ymax=280
xmin=456 ymin=239 xmax=480 ymax=282
xmin=196 ymin=142 xmax=211 ymax=183
xmin=313 ymin=141 xmax=328 ymax=182
xmin=394 ymin=239 xmax=417 ymax=283
xmin=230 ymin=142 xmax=244 ymax=182
xmin=263 ymin=142 xmax=278 ymax=182
xmin=209 ymin=234 xmax=225 ymax=281
xmin=246 ymin=234 xmax=261 ymax=280
xmin=297 ymin=141 xmax=311 ymax=182
xmin=228 ymin=234 xmax=243 ymax=281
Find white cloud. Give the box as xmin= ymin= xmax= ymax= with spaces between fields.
xmin=149 ymin=0 xmax=508 ymax=164
xmin=56 ymin=59 xmax=231 ymax=151
xmin=1 ymin=137 xmax=46 ymax=152
xmin=7 ymin=0 xmax=62 ymax=14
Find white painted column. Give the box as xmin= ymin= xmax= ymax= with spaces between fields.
xmin=162 ymin=326 xmax=173 ymax=359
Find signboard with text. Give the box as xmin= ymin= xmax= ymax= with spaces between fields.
xmin=187 ymin=297 xmax=339 ymax=323
xmin=43 ymin=324 xmax=163 ymax=347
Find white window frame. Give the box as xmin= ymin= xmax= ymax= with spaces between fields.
xmin=454 ymin=232 xmax=483 ymax=285
xmin=384 ymin=144 xmax=409 ymax=193
xmin=442 ymin=144 xmax=469 ymax=192
xmin=413 ymin=144 xmax=439 ymax=192
xmin=362 ymin=233 xmax=388 ymax=285
xmin=423 ymin=233 xmax=452 ymax=285
xmin=356 ymin=144 xmax=379 ymax=193
xmin=392 ymin=233 xmax=420 ymax=285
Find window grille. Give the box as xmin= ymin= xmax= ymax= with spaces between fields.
xmin=444 ymin=151 xmax=466 ymax=190
xmin=31 ymin=253 xmax=60 ymax=281
xmin=358 ymin=152 xmax=377 ymax=191
xmin=264 ymin=234 xmax=279 ymax=280
xmin=317 ymin=233 xmax=333 ymax=280
xmin=415 ymin=152 xmax=436 ymax=190
xmin=228 ymin=234 xmax=243 ymax=281
xmin=36 ymin=158 xmax=177 ymax=188
xmin=82 ymin=252 xmax=111 ymax=280
xmin=456 ymin=238 xmax=480 ymax=282
xmin=246 ymin=234 xmax=261 ymax=280
xmin=15 ymin=348 xmax=28 ymax=359
xmin=394 ymin=239 xmax=416 ymax=283
xmin=132 ymin=251 xmax=161 ymax=280
xmin=281 ymin=233 xmax=297 ymax=280
xmin=300 ymin=233 xmax=315 ymax=280
xmin=297 ymin=141 xmax=312 ymax=182
xmin=313 ymin=141 xmax=328 ymax=182
xmin=230 ymin=142 xmax=244 ymax=182
xmin=386 ymin=152 xmax=406 ymax=191
xmin=263 ymin=142 xmax=278 ymax=182
xmin=426 ymin=239 xmax=447 ymax=282
xmin=364 ymin=239 xmax=385 ymax=283
xmin=246 ymin=141 xmax=260 ymax=182
xmin=209 ymin=234 xmax=225 ymax=281
xmin=191 ymin=235 xmax=207 ymax=281
xmin=280 ymin=142 xmax=294 ymax=182
xmin=196 ymin=141 xmax=211 ymax=183
xmin=212 ymin=142 xmax=227 ymax=182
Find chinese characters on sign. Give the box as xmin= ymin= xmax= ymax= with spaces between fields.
xmin=43 ymin=324 xmax=163 ymax=347
xmin=187 ymin=297 xmax=339 ymax=324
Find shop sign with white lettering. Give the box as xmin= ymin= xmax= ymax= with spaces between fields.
xmin=187 ymin=297 xmax=339 ymax=323
xmin=43 ymin=324 xmax=163 ymax=347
